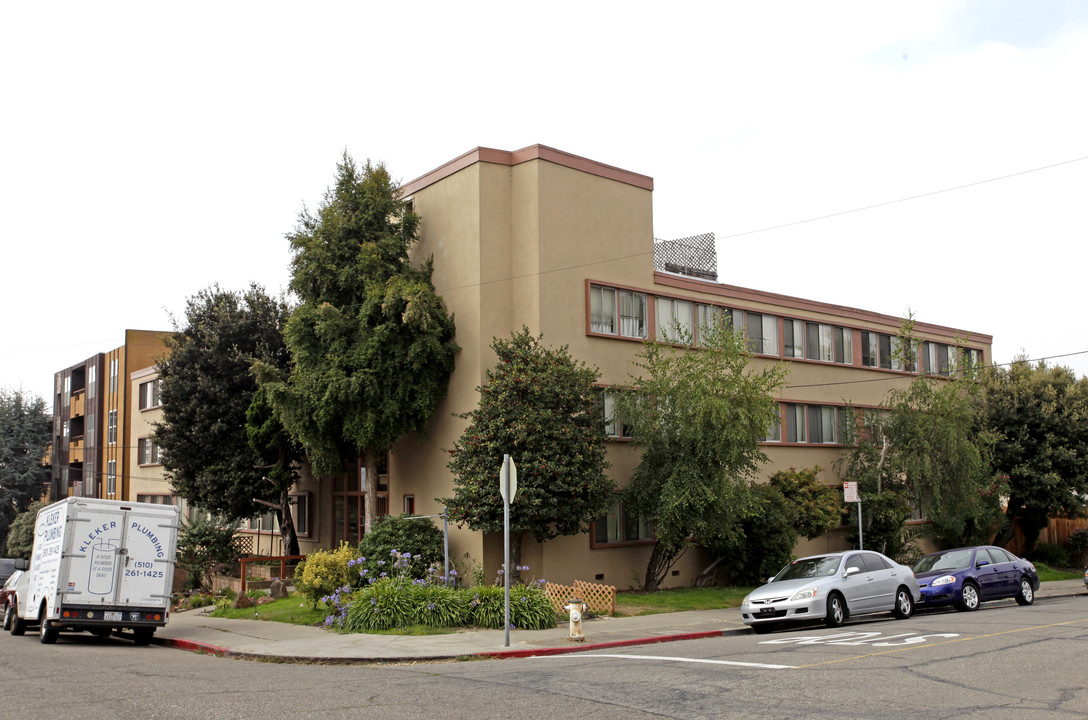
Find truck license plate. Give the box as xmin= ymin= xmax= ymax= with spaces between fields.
xmin=104 ymin=612 xmax=122 ymax=622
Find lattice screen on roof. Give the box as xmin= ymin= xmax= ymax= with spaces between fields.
xmin=653 ymin=232 xmax=717 ymax=281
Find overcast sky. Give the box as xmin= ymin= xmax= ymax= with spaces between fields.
xmin=3 ymin=1 xmax=1086 ymax=404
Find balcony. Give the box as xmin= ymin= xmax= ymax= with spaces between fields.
xmin=71 ymin=392 xmax=85 ymax=418
xmin=69 ymin=438 xmax=84 ymax=463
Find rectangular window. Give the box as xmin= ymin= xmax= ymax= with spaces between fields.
xmin=807 ymin=405 xmax=839 ymax=444
xmin=403 ymin=495 xmax=415 ymax=516
xmin=139 ymin=378 xmax=162 ymax=410
xmin=961 ymin=347 xmax=982 ymax=371
xmin=741 ymin=312 xmax=778 ymax=355
xmin=764 ymin=407 xmax=782 ymax=442
xmin=922 ymin=342 xmax=954 ymax=376
xmin=86 ymin=414 xmax=95 ymax=446
xmin=784 ymin=403 xmax=805 ymax=443
xmin=655 ymin=297 xmax=693 ymax=342
xmin=109 ymin=358 xmax=118 ymax=393
xmin=291 ymin=493 xmax=310 ymax=537
xmin=589 ymin=285 xmax=647 ymax=339
xmin=801 ymin=322 xmax=853 ymax=364
xmin=601 ymin=389 xmax=632 ymax=439
xmin=107 ymin=460 xmax=116 ymax=497
xmin=590 ymin=285 xmax=616 ymax=334
xmin=862 ymin=331 xmax=911 ymax=371
xmin=783 ymin=319 xmax=804 ymax=359
xmin=138 ymin=437 xmax=161 ymax=465
xmin=108 ymin=410 xmax=117 ymax=445
xmin=87 ymin=365 xmax=96 ymax=399
xmin=618 ymin=290 xmax=647 ymax=338
xmin=64 ymin=376 xmax=70 ymax=406
xmin=695 ymin=304 xmax=730 ymax=346
xmin=594 ymin=498 xmax=653 ymax=545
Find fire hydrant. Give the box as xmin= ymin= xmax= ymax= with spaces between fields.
xmin=563 ymin=598 xmax=588 ymax=642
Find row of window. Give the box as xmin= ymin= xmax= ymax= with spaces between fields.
xmin=589 ymin=284 xmax=982 ymax=374
xmin=603 ymin=390 xmax=867 ymax=446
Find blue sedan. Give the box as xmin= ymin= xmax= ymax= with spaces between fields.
xmin=913 ymin=545 xmax=1039 ymax=611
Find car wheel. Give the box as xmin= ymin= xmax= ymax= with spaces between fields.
xmin=39 ymin=607 xmax=58 ymax=645
xmin=133 ymin=627 xmax=154 ymax=646
xmin=91 ymin=628 xmax=112 ymax=639
xmin=956 ymin=581 xmax=980 ymax=612
xmin=1015 ymin=577 xmax=1035 ymax=606
xmin=2 ymin=603 xmax=11 ymax=632
xmin=892 ymin=587 xmax=914 ymax=619
xmin=825 ymin=592 xmax=846 ymax=628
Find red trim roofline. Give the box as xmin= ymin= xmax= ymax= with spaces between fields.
xmin=399 ymin=144 xmax=654 ymax=197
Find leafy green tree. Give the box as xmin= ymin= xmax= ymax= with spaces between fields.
xmin=617 ymin=318 xmax=788 ymax=591
xmin=883 ymin=375 xmax=1004 ymax=546
xmin=982 ymin=359 xmax=1088 ymax=553
xmin=839 ymin=368 xmax=1004 ymax=553
xmin=0 ymin=389 xmax=51 ymax=551
xmin=263 ymin=154 xmax=457 ymax=535
xmin=154 ymin=284 xmax=302 ymax=554
xmin=176 ymin=515 xmax=244 ymax=591
xmin=725 ymin=468 xmax=842 ymax=584
xmin=4 ymin=500 xmax=44 ymax=559
xmin=442 ymin=328 xmax=613 ymax=581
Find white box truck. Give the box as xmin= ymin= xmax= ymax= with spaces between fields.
xmin=11 ymin=497 xmax=180 ymax=645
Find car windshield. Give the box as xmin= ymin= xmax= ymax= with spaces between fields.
xmin=914 ymin=548 xmax=974 ymax=573
xmin=774 ymin=555 xmax=841 ymax=581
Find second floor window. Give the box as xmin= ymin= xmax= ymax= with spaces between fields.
xmin=108 ymin=410 xmax=117 ymax=445
xmin=590 ymin=284 xmax=648 ymax=339
xmin=139 ymin=378 xmax=162 ymax=410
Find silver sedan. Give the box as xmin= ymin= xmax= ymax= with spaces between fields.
xmin=741 ymin=550 xmax=921 ymax=633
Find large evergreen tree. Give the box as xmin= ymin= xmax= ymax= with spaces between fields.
xmin=617 ymin=318 xmax=787 ymax=591
xmin=982 ymin=359 xmax=1088 ymax=553
xmin=0 ymin=389 xmax=51 ymax=553
xmin=154 ymin=284 xmax=302 ymax=554
xmin=263 ymin=153 xmax=458 ymax=535
xmin=442 ymin=328 xmax=613 ymax=578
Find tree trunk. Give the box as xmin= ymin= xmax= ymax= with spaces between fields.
xmin=279 ymin=485 xmax=299 ymax=557
xmin=992 ymin=503 xmax=1018 ymax=548
xmin=362 ymin=449 xmax=378 ymax=536
xmin=644 ymin=541 xmax=668 ymax=591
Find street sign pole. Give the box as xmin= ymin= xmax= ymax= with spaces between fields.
xmin=844 ymin=481 xmax=863 ymax=550
xmin=502 ymin=454 xmax=511 ymax=648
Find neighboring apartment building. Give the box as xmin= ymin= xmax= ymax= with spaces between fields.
xmin=51 ymin=330 xmax=171 ymax=502
xmin=286 ymin=144 xmax=992 ymax=588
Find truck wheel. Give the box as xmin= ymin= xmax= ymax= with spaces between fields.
xmin=10 ymin=604 xmax=26 ymax=636
xmin=133 ymin=627 xmax=154 ymax=646
xmin=39 ymin=607 xmax=59 ymax=644
xmin=2 ymin=604 xmax=12 ymax=631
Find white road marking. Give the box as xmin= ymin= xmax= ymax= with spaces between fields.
xmin=576 ymin=654 xmax=795 ymax=669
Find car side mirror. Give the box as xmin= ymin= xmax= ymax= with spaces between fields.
xmin=845 ymin=566 xmax=861 ymax=576
xmin=767 ymin=576 xmax=776 ymax=583
xmin=975 ymin=559 xmax=990 ymax=568
xmin=14 ymin=558 xmax=29 ymax=571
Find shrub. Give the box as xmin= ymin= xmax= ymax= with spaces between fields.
xmin=467 ymin=582 xmax=555 ymax=630
xmin=1069 ymin=528 xmax=1088 ymax=563
xmin=412 ymin=584 xmax=470 ymax=627
xmin=296 ymin=542 xmax=360 ymax=607
xmin=1029 ymin=542 xmax=1073 ymax=568
xmin=340 ymin=577 xmax=414 ymax=631
xmin=176 ymin=515 xmax=244 ymax=591
xmin=355 ymin=514 xmax=448 ymax=585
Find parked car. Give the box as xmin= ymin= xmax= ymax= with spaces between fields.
xmin=912 ymin=545 xmax=1039 ymax=611
xmin=0 ymin=558 xmax=20 ymax=585
xmin=2 ymin=559 xmax=30 ymax=633
xmin=741 ymin=550 xmax=921 ymax=633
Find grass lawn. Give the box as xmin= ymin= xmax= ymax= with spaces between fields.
xmin=614 ymin=586 xmax=754 ymax=616
xmin=1033 ymin=562 xmax=1084 ymax=582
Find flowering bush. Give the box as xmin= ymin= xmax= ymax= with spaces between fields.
xmin=295 ymin=542 xmax=361 ymax=608
xmin=355 ymin=514 xmax=448 ymax=583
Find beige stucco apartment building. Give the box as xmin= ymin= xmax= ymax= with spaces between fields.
xmin=288 ymin=144 xmax=992 ymax=589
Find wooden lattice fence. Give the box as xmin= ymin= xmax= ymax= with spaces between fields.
xmin=544 ymin=580 xmax=616 ymax=616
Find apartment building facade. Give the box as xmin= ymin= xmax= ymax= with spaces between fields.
xmin=285 ymin=145 xmax=992 ymax=588
xmin=50 ymin=330 xmax=171 ymax=502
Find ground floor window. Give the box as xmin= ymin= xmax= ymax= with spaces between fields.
xmin=593 ymin=498 xmax=653 ymax=546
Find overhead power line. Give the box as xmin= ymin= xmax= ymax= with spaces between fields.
xmin=719 ymin=154 xmax=1088 ymax=241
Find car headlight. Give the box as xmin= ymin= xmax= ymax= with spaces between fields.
xmin=789 ymin=587 xmax=818 ymax=601
xmin=742 ymin=593 xmax=751 ymax=606
xmin=931 ymin=575 xmax=955 ymax=587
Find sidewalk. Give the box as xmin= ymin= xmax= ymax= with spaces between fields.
xmin=153 ymin=579 xmax=1086 ymax=664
